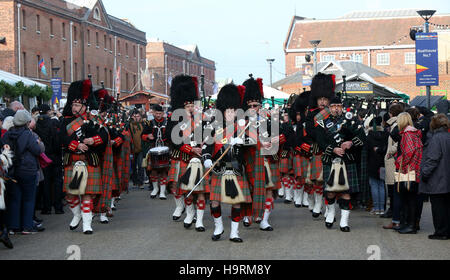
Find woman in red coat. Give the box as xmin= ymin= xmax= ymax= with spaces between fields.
xmin=395 ymin=112 xmax=423 ymax=234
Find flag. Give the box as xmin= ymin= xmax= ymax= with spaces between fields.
xmin=213 ymin=82 xmax=219 ymax=94
xmin=39 ymin=58 xmax=48 ymax=76
xmin=168 ymin=74 xmax=173 ymax=86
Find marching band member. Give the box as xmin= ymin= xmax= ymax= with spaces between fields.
xmin=142 ymin=105 xmax=169 ymax=199
xmin=241 ymin=75 xmax=282 ymax=231
xmin=315 ymin=95 xmax=366 ymax=232
xmin=203 ymin=84 xmax=252 ymax=242
xmin=62 ymin=79 xmax=108 ymax=234
xmin=166 ymin=75 xmax=209 ymax=231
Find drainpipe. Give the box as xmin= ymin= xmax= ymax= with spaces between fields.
xmin=17 ymin=3 xmax=21 ymax=76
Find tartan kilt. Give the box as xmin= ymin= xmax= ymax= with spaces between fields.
xmin=323 ymin=162 xmax=360 ymax=194
xmin=209 ymin=173 xmax=252 ymax=204
xmin=63 ymin=155 xmax=102 ymax=195
xmin=279 ymin=157 xmax=291 ymax=174
xmin=167 ymin=159 xmax=210 ymax=195
xmin=306 ymin=154 xmax=323 ymax=182
xmin=267 ymin=161 xmax=281 ymax=190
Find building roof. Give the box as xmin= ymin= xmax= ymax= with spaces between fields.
xmin=0 ymin=69 xmax=48 ymax=89
xmin=285 ymin=10 xmax=450 ymax=51
xmin=272 ymin=60 xmax=388 ymax=89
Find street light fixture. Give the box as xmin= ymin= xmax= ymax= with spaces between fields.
xmin=416 ymin=10 xmax=436 ymax=110
xmin=309 ymin=40 xmax=321 ymax=75
xmin=266 ymin=58 xmax=275 ymax=87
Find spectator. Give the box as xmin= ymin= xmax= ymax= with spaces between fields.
xmin=35 ymin=104 xmax=64 ymax=215
xmin=417 ymin=106 xmax=435 ymax=145
xmin=383 ymin=103 xmax=404 ymax=227
xmin=395 ymin=112 xmax=423 ymax=234
xmin=0 ymin=144 xmax=14 ymax=249
xmin=129 ymin=110 xmax=145 ymax=189
xmin=3 ymin=110 xmax=44 ymax=235
xmin=9 ymin=101 xmax=24 ymax=112
xmin=419 ymin=114 xmax=450 ymax=240
xmin=367 ymin=117 xmax=389 ymax=215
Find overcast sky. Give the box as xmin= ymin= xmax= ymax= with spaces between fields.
xmin=104 ymin=0 xmax=449 ymax=86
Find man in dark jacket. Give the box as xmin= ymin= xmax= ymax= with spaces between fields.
xmin=35 ymin=104 xmax=64 ymax=215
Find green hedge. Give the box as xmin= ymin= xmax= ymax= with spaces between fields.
xmin=0 ymin=81 xmax=53 ymax=101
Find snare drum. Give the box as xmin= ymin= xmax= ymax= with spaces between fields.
xmin=149 ymin=146 xmax=170 ymax=169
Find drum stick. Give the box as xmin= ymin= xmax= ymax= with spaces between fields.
xmin=186 ymin=122 xmax=251 ymax=198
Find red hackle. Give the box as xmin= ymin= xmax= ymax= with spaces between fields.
xmin=82 ymin=79 xmax=92 ymax=100
xmin=256 ymin=78 xmax=264 ymax=98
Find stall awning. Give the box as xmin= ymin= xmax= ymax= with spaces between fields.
xmin=410 ymin=96 xmax=445 ymax=108
xmin=0 ymin=69 xmax=48 ymax=89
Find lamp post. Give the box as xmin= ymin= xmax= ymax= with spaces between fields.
xmin=417 ymin=10 xmax=436 ymax=110
xmin=309 ymin=40 xmax=321 ymax=75
xmin=266 ymin=58 xmax=275 ymax=87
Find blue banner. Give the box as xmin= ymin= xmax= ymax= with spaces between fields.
xmin=416 ymin=33 xmax=439 ymax=86
xmin=51 ymin=77 xmax=62 ymax=106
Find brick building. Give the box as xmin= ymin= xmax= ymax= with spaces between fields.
xmin=0 ymin=0 xmax=147 ymax=101
xmin=282 ymin=9 xmax=450 ymax=100
xmin=146 ymin=39 xmax=216 ymax=97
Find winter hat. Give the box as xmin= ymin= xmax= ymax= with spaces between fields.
xmin=13 ymin=109 xmax=32 ymax=127
xmin=2 ymin=116 xmax=14 ymax=131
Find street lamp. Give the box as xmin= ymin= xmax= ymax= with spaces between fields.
xmin=266 ymin=58 xmax=275 ymax=87
xmin=309 ymin=40 xmax=321 ymax=75
xmin=417 ymin=10 xmax=436 ymax=109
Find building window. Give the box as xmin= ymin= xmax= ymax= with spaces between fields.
xmin=22 ymin=10 xmax=26 ymax=29
xmin=126 ymin=43 xmax=129 ymax=57
xmin=73 ymin=26 xmax=77 ymax=42
xmin=62 ymin=22 xmax=66 ymax=39
xmin=405 ymin=52 xmax=415 ymax=65
xmin=96 ymin=66 xmax=100 ymax=84
xmin=50 ymin=57 xmax=54 ymax=78
xmin=63 ymin=60 xmax=67 ymax=82
xmin=377 ymin=53 xmax=390 ymax=65
xmin=93 ymin=7 xmax=101 ymax=21
xmin=133 ymin=74 xmax=136 ymax=89
xmin=321 ymin=55 xmax=335 ymax=62
xmin=88 ymin=64 xmax=91 ymax=76
xmin=110 ymin=37 xmax=112 ymax=50
xmin=87 ymin=29 xmax=90 ymax=45
xmin=36 ymin=15 xmax=40 ymax=33
xmin=96 ymin=32 xmax=99 ymax=47
xmin=104 ymin=68 xmax=107 ymax=86
xmin=36 ymin=55 xmax=40 ymax=78
xmin=110 ymin=70 xmax=113 ymax=88
xmin=126 ymin=73 xmax=129 ymax=91
xmin=23 ymin=52 xmax=27 ymax=76
xmin=49 ymin=19 xmax=54 ymax=36
xmin=352 ymin=54 xmax=363 ymax=63
xmin=133 ymin=45 xmax=136 ymax=58
xmin=104 ymin=35 xmax=107 ymax=50
xmin=118 ymin=40 xmax=121 ymax=54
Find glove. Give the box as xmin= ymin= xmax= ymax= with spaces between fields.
xmin=230 ymin=137 xmax=244 ymax=146
xmin=204 ymin=159 xmax=213 ymax=169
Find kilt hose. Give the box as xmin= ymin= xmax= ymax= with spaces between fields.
xmin=63 ymin=154 xmax=102 ymax=195
xmin=167 ymin=159 xmax=210 ymax=196
xmin=323 ymin=162 xmax=360 ymax=194
xmin=209 ymin=173 xmax=252 ymax=204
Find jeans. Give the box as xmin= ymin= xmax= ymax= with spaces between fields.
xmin=369 ymin=177 xmax=386 ymax=212
xmin=6 ymin=174 xmax=38 ymax=231
xmin=131 ymin=152 xmax=145 ymax=186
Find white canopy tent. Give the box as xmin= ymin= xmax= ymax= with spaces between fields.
xmin=0 ymin=69 xmax=48 ymax=89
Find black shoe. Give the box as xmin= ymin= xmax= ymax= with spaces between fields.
xmin=70 ymin=222 xmax=80 ymax=231
xmin=0 ymin=229 xmax=13 ymax=249
xmin=243 ymin=221 xmax=250 ymax=227
xmin=100 ymin=220 xmax=109 ymax=224
xmin=312 ymin=212 xmax=321 ymax=218
xmin=230 ymin=237 xmax=243 ymax=243
xmin=212 ymin=231 xmax=224 ymax=241
xmin=41 ymin=210 xmax=51 ymax=215
xmin=340 ymin=226 xmax=351 ymax=232
xmin=33 ymin=216 xmax=43 ymax=223
xmin=150 ymin=195 xmax=156 ymax=199
xmin=83 ymin=230 xmax=93 ymax=235
xmin=325 ymin=222 xmax=334 ymax=229
xmin=398 ymin=226 xmax=417 ymax=234
xmin=184 ymin=222 xmax=193 ymax=229
xmin=393 ymin=224 xmax=407 ymax=231
xmin=195 ymin=227 xmax=205 ymax=232
xmin=428 ymin=234 xmax=448 ymax=240
xmin=173 ymin=215 xmax=181 ymax=221
xmin=380 ymin=210 xmax=393 ymax=219
xmin=260 ymin=226 xmax=273 ymax=231
xmin=284 ymin=199 xmax=293 ymax=204
xmin=295 ymin=203 xmax=302 ymax=208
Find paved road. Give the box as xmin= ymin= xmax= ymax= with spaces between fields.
xmin=0 ymin=186 xmax=449 ymax=260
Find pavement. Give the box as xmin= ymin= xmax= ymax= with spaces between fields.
xmin=0 ymin=186 xmax=449 ymax=260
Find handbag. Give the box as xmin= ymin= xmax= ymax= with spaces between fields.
xmin=38 ymin=153 xmax=53 ymax=169
xmin=394 ymin=156 xmax=416 ymax=192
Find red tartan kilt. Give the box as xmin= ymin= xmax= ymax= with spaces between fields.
xmin=63 ymin=155 xmax=102 ymax=195
xmin=309 ymin=154 xmax=323 ymax=181
xmin=279 ymin=157 xmax=291 ymax=174
xmin=168 ymin=159 xmax=210 ymax=195
xmin=209 ymin=173 xmax=252 ymax=203
xmin=267 ymin=161 xmax=281 ymax=190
